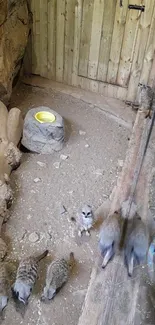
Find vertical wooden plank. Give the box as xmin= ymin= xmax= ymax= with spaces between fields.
xmin=72 ymin=0 xmax=82 ymax=86
xmin=117 ymin=0 xmax=141 ymax=87
xmin=87 ymin=0 xmax=104 ymax=80
xmin=40 ymin=0 xmax=48 ymax=77
xmin=34 ymin=0 xmax=40 ymax=75
xmin=107 ymin=0 xmax=128 ymax=84
xmin=64 ymin=0 xmax=76 ymax=84
xmin=30 ymin=0 xmax=36 ymax=74
xmin=127 ymin=0 xmax=155 ymax=102
xmin=56 ymin=0 xmax=65 ymax=82
xmin=140 ymin=2 xmax=155 ymax=84
xmin=97 ymin=0 xmax=116 ymax=82
xmin=78 ymin=0 xmax=94 ymax=77
xmin=148 ymin=54 xmax=155 ymax=87
xmin=47 ymin=0 xmax=56 ymax=79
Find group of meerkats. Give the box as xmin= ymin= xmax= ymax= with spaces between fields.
xmin=0 ymin=199 xmax=149 ymax=319
xmin=1 ymin=81 xmax=153 ymax=317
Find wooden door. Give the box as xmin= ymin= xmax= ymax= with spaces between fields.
xmin=78 ymin=0 xmax=155 ymax=100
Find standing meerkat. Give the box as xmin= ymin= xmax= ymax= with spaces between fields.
xmin=41 ymin=252 xmax=75 ymax=301
xmin=71 ymin=205 xmax=94 ymax=237
xmin=99 ymin=211 xmax=122 ymax=268
xmin=138 ymin=83 xmax=154 ymax=118
xmin=124 ymin=215 xmax=149 ymax=277
xmin=0 ymin=262 xmax=8 ymax=315
xmin=12 ymin=250 xmax=48 ymax=305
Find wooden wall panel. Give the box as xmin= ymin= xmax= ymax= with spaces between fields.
xmin=64 ymin=0 xmax=76 ymax=84
xmin=97 ymin=0 xmax=116 ymax=82
xmin=87 ymin=0 xmax=104 ymax=80
xmin=56 ymin=0 xmax=65 ymax=82
xmin=39 ymin=0 xmax=48 ymax=77
xmin=107 ymin=0 xmax=128 ymax=84
xmin=78 ymin=0 xmax=94 ymax=77
xmin=47 ymin=0 xmax=56 ymax=79
xmin=127 ymin=0 xmax=155 ymax=102
xmin=117 ymin=0 xmax=141 ymax=87
xmin=72 ymin=0 xmax=83 ymax=86
xmin=28 ymin=0 xmax=155 ymax=102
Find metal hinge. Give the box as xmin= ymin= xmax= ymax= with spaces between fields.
xmin=128 ymin=4 xmax=145 ymax=12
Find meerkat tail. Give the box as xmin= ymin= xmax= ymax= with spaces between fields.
xmin=36 ymin=250 xmax=48 ymax=262
xmin=127 ymin=253 xmax=134 ymax=277
xmin=102 ymin=246 xmax=115 ymax=269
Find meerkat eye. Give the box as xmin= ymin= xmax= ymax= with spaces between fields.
xmin=87 ymin=212 xmax=91 ymax=216
xmin=82 ymin=211 xmax=86 ymax=216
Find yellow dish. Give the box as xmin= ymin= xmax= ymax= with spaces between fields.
xmin=35 ymin=111 xmax=56 ymax=123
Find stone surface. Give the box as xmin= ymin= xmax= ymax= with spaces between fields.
xmin=22 ymin=107 xmax=65 ymax=154
xmin=0 ymin=0 xmax=30 ymax=104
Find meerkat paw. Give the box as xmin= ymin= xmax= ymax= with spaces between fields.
xmin=145 ymin=109 xmax=152 ymax=119
xmin=86 ymin=230 xmax=90 ymax=237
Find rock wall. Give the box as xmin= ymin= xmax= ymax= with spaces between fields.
xmin=0 ymin=0 xmax=30 ymax=105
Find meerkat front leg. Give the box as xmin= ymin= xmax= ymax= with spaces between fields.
xmin=78 ymin=227 xmax=84 ymax=237
xmin=85 ymin=230 xmax=90 ymax=236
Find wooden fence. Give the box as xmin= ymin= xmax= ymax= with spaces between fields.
xmin=26 ymin=0 xmax=155 ymax=101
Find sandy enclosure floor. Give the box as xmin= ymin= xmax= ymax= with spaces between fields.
xmin=2 ymin=83 xmax=132 ymax=325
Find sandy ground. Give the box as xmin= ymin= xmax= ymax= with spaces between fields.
xmin=2 ymin=81 xmax=134 ymax=325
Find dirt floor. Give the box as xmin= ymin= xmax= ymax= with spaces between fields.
xmin=2 ymin=80 xmax=135 ymax=325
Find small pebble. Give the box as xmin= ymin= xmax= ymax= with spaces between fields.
xmin=53 ymin=162 xmax=61 ymax=169
xmin=60 ymin=154 xmax=69 ymax=160
xmin=60 ymin=205 xmax=67 ymax=214
xmin=118 ymin=159 xmax=124 ymax=167
xmin=37 ymin=161 xmax=46 ymax=167
xmin=79 ymin=130 xmax=86 ymax=135
xmin=93 ymin=169 xmax=104 ymax=176
xmin=28 ymin=232 xmax=40 ymax=243
xmin=31 ymin=190 xmax=36 ymax=194
xmin=34 ymin=178 xmax=41 ymax=183
xmin=27 ymin=214 xmax=32 ymax=220
xmin=85 ymin=144 xmax=89 ymax=148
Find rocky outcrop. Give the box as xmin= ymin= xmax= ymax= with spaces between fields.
xmin=0 ymin=0 xmax=30 ymax=104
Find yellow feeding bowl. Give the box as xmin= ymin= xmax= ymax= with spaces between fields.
xmin=35 ymin=111 xmax=56 ymax=124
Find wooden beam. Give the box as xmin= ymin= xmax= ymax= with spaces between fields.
xmin=78 ymin=105 xmax=155 ymax=324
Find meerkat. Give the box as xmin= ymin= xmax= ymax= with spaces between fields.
xmin=12 ymin=250 xmax=48 ymax=305
xmin=0 ymin=263 xmax=8 ymax=315
xmin=41 ymin=252 xmax=75 ymax=301
xmin=71 ymin=205 xmax=94 ymax=237
xmin=138 ymin=83 xmax=154 ymax=118
xmin=99 ymin=211 xmax=122 ymax=268
xmin=124 ymin=215 xmax=149 ymax=277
